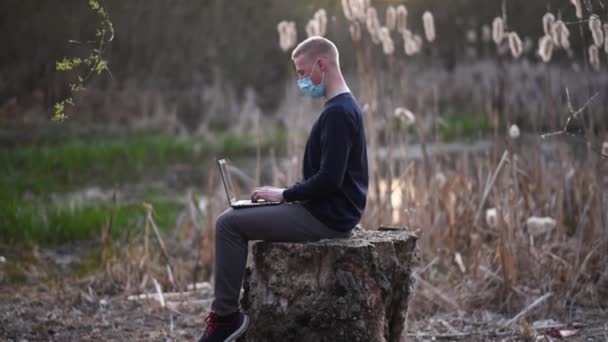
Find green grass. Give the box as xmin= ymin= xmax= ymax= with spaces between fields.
xmin=0 ymin=130 xmax=287 ymax=245
xmin=438 ymin=112 xmax=492 ymax=141
xmin=0 ymin=198 xmax=180 ymax=244
xmin=0 ymin=134 xmax=195 ymax=198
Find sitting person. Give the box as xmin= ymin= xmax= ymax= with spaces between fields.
xmin=198 ymin=36 xmax=369 ymax=342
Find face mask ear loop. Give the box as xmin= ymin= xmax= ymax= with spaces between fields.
xmin=312 ymin=59 xmax=323 ymax=85
xmin=321 ymin=65 xmax=325 ymax=85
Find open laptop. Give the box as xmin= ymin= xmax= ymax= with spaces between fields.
xmin=217 ymin=159 xmax=282 ymax=208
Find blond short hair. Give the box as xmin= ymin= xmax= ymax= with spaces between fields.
xmin=291 ymin=36 xmax=339 ymax=65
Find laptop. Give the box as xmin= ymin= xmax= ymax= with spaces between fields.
xmin=217 ymin=159 xmax=282 ymax=208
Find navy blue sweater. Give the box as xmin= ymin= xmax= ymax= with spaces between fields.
xmin=283 ymin=92 xmax=368 ymax=232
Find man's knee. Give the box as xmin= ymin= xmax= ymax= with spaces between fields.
xmin=215 ymin=208 xmax=237 ymax=235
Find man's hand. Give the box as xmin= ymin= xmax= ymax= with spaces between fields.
xmin=251 ymin=186 xmax=285 ymax=203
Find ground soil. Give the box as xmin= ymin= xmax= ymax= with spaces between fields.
xmin=1 ymin=281 xmax=607 ymax=342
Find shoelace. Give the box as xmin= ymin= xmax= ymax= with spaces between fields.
xmin=203 ymin=313 xmax=219 ymax=337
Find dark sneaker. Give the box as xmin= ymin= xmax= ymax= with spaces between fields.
xmin=198 ymin=311 xmax=250 ymax=342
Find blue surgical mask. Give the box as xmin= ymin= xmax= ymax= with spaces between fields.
xmin=297 ymin=61 xmax=325 ymax=98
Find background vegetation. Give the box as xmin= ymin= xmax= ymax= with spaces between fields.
xmin=0 ymin=0 xmax=607 ymax=336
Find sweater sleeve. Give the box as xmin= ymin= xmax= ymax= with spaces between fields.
xmin=283 ymin=109 xmax=355 ymax=202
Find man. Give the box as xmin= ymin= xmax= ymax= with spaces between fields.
xmin=198 ymin=36 xmax=368 ymax=342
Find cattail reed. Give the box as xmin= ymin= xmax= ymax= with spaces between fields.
xmin=589 ymin=15 xmax=604 ymax=47
xmin=403 ymin=31 xmax=422 ymax=56
xmin=396 ymin=5 xmax=408 ymax=33
xmin=379 ymin=26 xmax=395 ymax=55
xmin=277 ymin=21 xmax=297 ymax=52
xmin=366 ymin=7 xmax=381 ymax=45
xmin=350 ymin=21 xmax=361 ymax=42
xmin=492 ymin=17 xmax=504 ymax=45
xmin=589 ymin=45 xmax=600 ymax=70
xmin=306 ymin=19 xmax=319 ymax=38
xmin=386 ymin=6 xmax=396 ymax=31
xmin=482 ymin=25 xmax=492 ymax=43
xmin=394 ymin=107 xmax=416 ymax=127
xmin=538 ymin=35 xmax=554 ymax=62
xmin=570 ymin=0 xmax=583 ymax=19
xmin=508 ymin=124 xmax=520 ymax=139
xmin=486 ymin=208 xmax=498 ymax=227
xmin=508 ymin=32 xmax=523 ymax=58
xmin=542 ymin=13 xmax=555 ymax=36
xmin=342 ymin=0 xmax=353 ymax=21
xmin=423 ymin=11 xmax=436 ymax=42
xmin=314 ymin=9 xmax=328 ymax=37
xmin=551 ymin=20 xmax=570 ymax=50
xmin=466 ymin=30 xmax=477 ymax=44
xmin=604 ymin=24 xmax=608 ymax=54
xmin=526 ymin=216 xmax=556 ymax=236
xmin=348 ymin=0 xmax=368 ymax=23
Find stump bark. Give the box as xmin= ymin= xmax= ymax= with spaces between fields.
xmin=241 ymin=228 xmax=418 ymax=342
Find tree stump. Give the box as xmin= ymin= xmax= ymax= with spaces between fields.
xmin=240 ymin=228 xmax=418 ymax=342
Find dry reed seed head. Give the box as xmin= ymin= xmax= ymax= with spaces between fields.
xmin=342 ymin=0 xmax=353 ymax=21
xmin=589 ymin=15 xmax=604 ymax=47
xmin=394 ymin=107 xmax=416 ymax=127
xmin=379 ymin=27 xmax=395 ymax=55
xmin=306 ymin=19 xmax=319 ymax=38
xmin=492 ymin=17 xmax=504 ymax=45
xmin=422 ymin=11 xmax=436 ymax=42
xmin=366 ymin=7 xmax=382 ymax=45
xmin=349 ymin=0 xmax=369 ymax=23
xmin=538 ymin=35 xmax=554 ymax=62
xmin=551 ymin=20 xmax=570 ymax=50
xmin=570 ymin=0 xmax=583 ymax=19
xmin=386 ymin=6 xmax=396 ymax=31
xmin=508 ymin=32 xmax=523 ymax=59
xmin=542 ymin=13 xmax=555 ymax=36
xmin=481 ymin=25 xmax=491 ymax=43
xmin=589 ymin=45 xmax=600 ymax=70
xmin=277 ymin=21 xmax=296 ymax=52
xmin=396 ymin=5 xmax=408 ymax=33
xmin=466 ymin=29 xmax=477 ymax=44
xmin=288 ymin=22 xmax=298 ymax=47
xmin=508 ymin=124 xmax=520 ymax=139
xmin=314 ymin=9 xmax=328 ymax=37
xmin=602 ymin=141 xmax=608 ymax=156
xmin=526 ymin=216 xmax=556 ymax=236
xmin=349 ymin=21 xmax=362 ymax=42
xmin=403 ymin=31 xmax=422 ymax=56
xmin=485 ymin=208 xmax=498 ymax=228
xmin=434 ymin=172 xmax=447 ymax=188
xmin=382 ymin=38 xmax=395 ymax=55
xmin=362 ymin=103 xmax=370 ymax=113
xmin=604 ymin=24 xmax=608 ymax=54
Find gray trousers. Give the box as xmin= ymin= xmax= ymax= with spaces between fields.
xmin=211 ymin=202 xmax=351 ymax=315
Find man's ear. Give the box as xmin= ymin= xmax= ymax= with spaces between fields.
xmin=317 ymin=57 xmax=327 ymax=72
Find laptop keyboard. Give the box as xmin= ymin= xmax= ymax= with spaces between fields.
xmin=233 ymin=199 xmax=280 ymax=206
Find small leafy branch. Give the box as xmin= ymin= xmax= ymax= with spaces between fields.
xmin=53 ymin=0 xmax=114 ymax=121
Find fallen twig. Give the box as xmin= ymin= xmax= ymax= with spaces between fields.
xmin=503 ymin=292 xmax=553 ymax=327
xmin=143 ymin=203 xmax=177 ymax=290
xmin=152 ymin=277 xmax=165 ymax=308
xmin=474 ymin=150 xmax=509 ymax=225
xmin=413 ymin=273 xmax=462 ymax=313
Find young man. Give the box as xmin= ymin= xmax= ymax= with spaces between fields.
xmin=198 ymin=36 xmax=368 ymax=342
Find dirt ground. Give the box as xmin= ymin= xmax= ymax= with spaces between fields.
xmin=1 ymin=281 xmax=607 ymax=342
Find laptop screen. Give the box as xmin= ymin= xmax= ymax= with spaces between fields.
xmin=218 ymin=159 xmax=237 ymax=204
